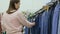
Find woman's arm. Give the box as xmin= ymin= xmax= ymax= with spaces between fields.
xmin=17 ymin=12 xmax=35 ymax=28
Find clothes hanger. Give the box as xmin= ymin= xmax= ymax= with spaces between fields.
xmin=36 ymin=1 xmax=58 ymax=14
xmin=29 ymin=5 xmax=50 ymax=18
xmin=29 ymin=1 xmax=58 ymax=18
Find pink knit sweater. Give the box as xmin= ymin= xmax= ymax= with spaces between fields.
xmin=1 ymin=10 xmax=34 ymax=34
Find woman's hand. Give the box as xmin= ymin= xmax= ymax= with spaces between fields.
xmin=31 ymin=22 xmax=35 ymax=26
xmin=28 ymin=22 xmax=35 ymax=28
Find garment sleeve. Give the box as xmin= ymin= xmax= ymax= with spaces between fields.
xmin=17 ymin=12 xmax=35 ymax=28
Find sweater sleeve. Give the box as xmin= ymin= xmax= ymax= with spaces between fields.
xmin=16 ymin=12 xmax=35 ymax=28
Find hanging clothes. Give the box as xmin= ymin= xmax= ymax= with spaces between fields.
xmin=51 ymin=3 xmax=60 ymax=34
xmin=39 ymin=2 xmax=57 ymax=34
xmin=58 ymin=9 xmax=60 ymax=34
xmin=40 ymin=11 xmax=48 ymax=34
xmin=24 ymin=27 xmax=29 ymax=34
xmin=31 ymin=13 xmax=42 ymax=34
xmin=40 ymin=10 xmax=51 ymax=34
xmin=48 ymin=1 xmax=57 ymax=34
xmin=31 ymin=8 xmax=52 ymax=34
xmin=24 ymin=17 xmax=33 ymax=34
xmin=24 ymin=19 xmax=30 ymax=34
xmin=40 ymin=6 xmax=54 ymax=34
xmin=25 ymin=16 xmax=35 ymax=34
xmin=30 ymin=4 xmax=57 ymax=34
xmin=25 ymin=13 xmax=42 ymax=34
xmin=24 ymin=1 xmax=58 ymax=34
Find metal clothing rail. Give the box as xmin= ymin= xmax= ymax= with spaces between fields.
xmin=29 ymin=1 xmax=58 ymax=18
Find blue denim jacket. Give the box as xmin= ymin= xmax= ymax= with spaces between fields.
xmin=51 ymin=3 xmax=60 ymax=34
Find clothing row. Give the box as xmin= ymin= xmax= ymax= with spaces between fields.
xmin=25 ymin=1 xmax=60 ymax=34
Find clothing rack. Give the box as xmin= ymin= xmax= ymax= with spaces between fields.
xmin=25 ymin=1 xmax=59 ymax=34
xmin=35 ymin=1 xmax=58 ymax=14
xmin=29 ymin=1 xmax=58 ymax=18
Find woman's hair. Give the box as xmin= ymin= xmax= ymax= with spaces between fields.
xmin=6 ymin=0 xmax=20 ymax=14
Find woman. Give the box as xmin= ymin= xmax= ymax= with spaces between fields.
xmin=1 ymin=0 xmax=35 ymax=34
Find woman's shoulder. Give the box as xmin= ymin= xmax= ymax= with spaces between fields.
xmin=16 ymin=10 xmax=22 ymax=15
